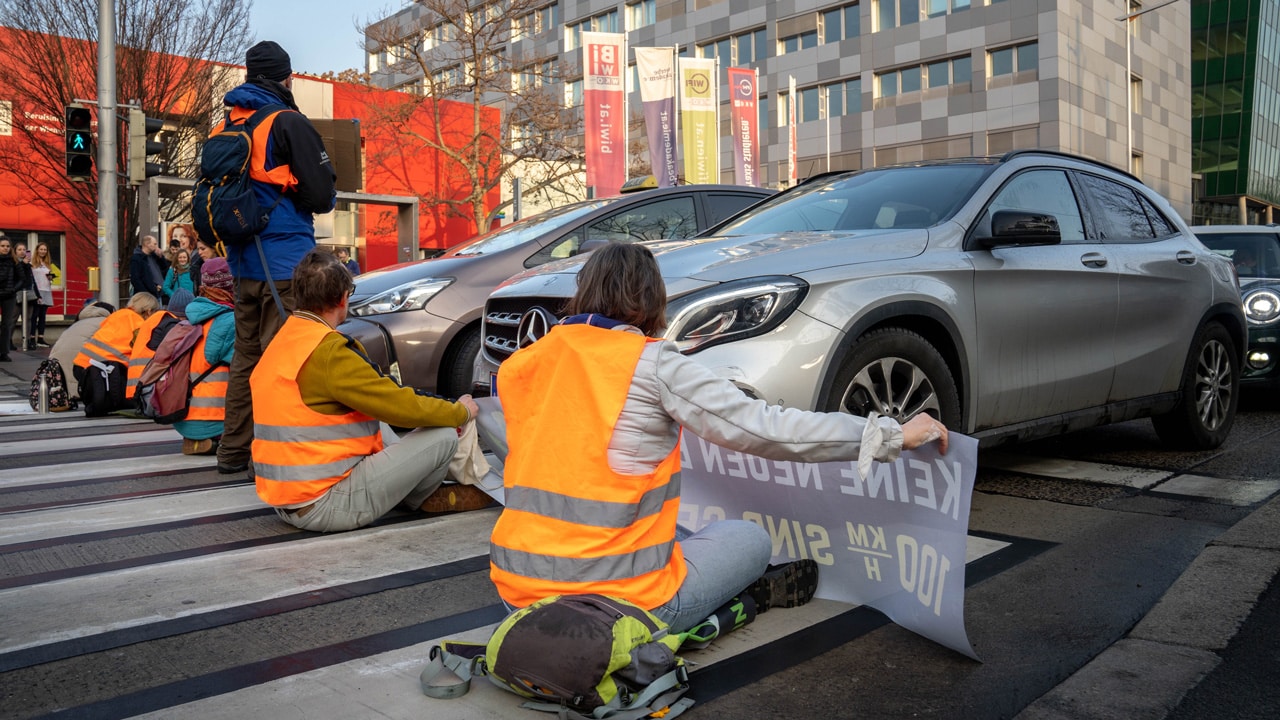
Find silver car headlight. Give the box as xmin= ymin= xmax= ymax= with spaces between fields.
xmin=1244 ymin=288 xmax=1280 ymax=324
xmin=664 ymin=276 xmax=808 ymax=354
xmin=349 ymin=278 xmax=454 ymax=317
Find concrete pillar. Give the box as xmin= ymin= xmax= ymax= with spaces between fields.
xmin=1239 ymin=196 xmax=1248 ymax=224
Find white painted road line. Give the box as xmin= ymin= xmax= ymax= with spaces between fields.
xmin=0 ymin=428 xmax=181 ymax=457
xmin=979 ymin=452 xmax=1173 ymax=489
xmin=0 ymin=485 xmax=265 ymax=545
xmin=0 ymin=453 xmax=216 ymax=490
xmin=1153 ymin=475 xmax=1280 ymax=506
xmin=0 ymin=416 xmax=151 ymax=435
xmin=0 ymin=509 xmax=501 ymax=656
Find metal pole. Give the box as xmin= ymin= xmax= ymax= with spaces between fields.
xmin=1124 ymin=16 xmax=1132 ymax=172
xmin=97 ymin=0 xmax=119 ymax=307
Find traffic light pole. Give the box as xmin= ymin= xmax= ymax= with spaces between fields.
xmin=96 ymin=0 xmax=118 ymax=307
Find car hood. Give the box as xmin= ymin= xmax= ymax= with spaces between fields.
xmin=350 ymin=255 xmax=481 ymax=303
xmin=490 ymin=228 xmax=929 ymax=302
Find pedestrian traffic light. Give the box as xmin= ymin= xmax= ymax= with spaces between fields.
xmin=127 ymin=108 xmax=165 ymax=185
xmin=64 ymin=104 xmax=94 ymax=181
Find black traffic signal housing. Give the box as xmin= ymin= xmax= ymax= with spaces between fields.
xmin=64 ymin=105 xmax=94 ymax=180
xmin=127 ymin=108 xmax=165 ymax=185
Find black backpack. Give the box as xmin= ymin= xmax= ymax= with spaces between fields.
xmin=80 ymin=359 xmax=127 ymax=417
xmin=29 ymin=358 xmax=73 ymax=412
xmin=192 ymin=105 xmax=286 ymax=247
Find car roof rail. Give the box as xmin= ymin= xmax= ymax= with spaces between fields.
xmin=1000 ymin=148 xmax=1141 ymax=184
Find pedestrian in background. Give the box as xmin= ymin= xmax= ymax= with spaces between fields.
xmin=173 ymin=258 xmax=236 ymax=456
xmin=28 ymin=241 xmax=59 ymax=348
xmin=336 ymin=247 xmax=360 ymax=275
xmin=50 ymin=302 xmax=114 ymax=395
xmin=0 ymin=236 xmax=20 ymax=361
xmin=10 ymin=241 xmax=34 ymax=351
xmin=163 ymin=249 xmax=195 ymax=300
xmin=216 ymin=40 xmax=336 ymax=477
xmin=190 ymin=236 xmax=222 ymax=295
xmin=130 ymin=235 xmax=169 ymax=302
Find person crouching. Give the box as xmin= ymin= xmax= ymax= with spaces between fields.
xmin=251 ymin=250 xmax=490 ymax=532
xmin=172 ymin=259 xmax=237 ymax=455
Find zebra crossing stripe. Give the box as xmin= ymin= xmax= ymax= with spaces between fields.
xmin=0 ymin=428 xmax=181 ymax=457
xmin=0 ymin=454 xmax=214 ymax=490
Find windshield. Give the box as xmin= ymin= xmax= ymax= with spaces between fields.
xmin=1197 ymin=231 xmax=1280 ymax=278
xmin=712 ymin=164 xmax=994 ymax=236
xmin=448 ymin=199 xmax=613 ymax=256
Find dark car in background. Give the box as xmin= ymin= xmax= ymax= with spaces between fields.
xmin=479 ymin=151 xmax=1246 ymax=450
xmin=1193 ymin=224 xmax=1280 ymax=390
xmin=339 ymin=183 xmax=773 ymax=397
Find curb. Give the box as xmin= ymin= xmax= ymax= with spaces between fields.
xmin=1015 ymin=494 xmax=1280 ymax=720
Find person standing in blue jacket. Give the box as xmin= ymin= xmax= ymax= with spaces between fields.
xmin=216 ymin=40 xmax=336 ymax=477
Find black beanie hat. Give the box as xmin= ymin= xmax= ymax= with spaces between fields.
xmin=246 ymin=41 xmax=292 ymax=82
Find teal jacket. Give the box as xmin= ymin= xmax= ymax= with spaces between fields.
xmin=162 ymin=266 xmax=195 ymax=299
xmin=172 ymin=298 xmax=235 ymax=441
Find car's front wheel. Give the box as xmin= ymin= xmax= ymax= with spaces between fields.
xmin=825 ymin=327 xmax=962 ymax=429
xmin=438 ymin=327 xmax=482 ymax=399
xmin=1152 ymin=321 xmax=1238 ymax=450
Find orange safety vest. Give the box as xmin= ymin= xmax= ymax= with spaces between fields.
xmin=490 ymin=325 xmax=686 ymax=610
xmin=215 ymin=107 xmax=299 ymax=192
xmin=252 ymin=315 xmax=383 ymax=507
xmin=186 ymin=321 xmax=229 ymax=423
xmin=127 ymin=311 xmax=173 ymax=396
xmin=74 ymin=309 xmax=144 ymax=397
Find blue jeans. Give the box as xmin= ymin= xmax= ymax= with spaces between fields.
xmin=651 ymin=520 xmax=772 ymax=633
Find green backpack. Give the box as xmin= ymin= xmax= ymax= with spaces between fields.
xmin=421 ymin=594 xmax=694 ymax=719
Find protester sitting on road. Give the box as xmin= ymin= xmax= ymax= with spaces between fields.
xmin=251 ymin=250 xmax=491 ymax=532
xmin=172 ymin=259 xmax=236 ymax=456
xmin=73 ymin=293 xmax=159 ymax=397
xmin=489 ymin=243 xmax=949 ymax=634
xmin=49 ymin=302 xmax=115 ymax=397
xmin=127 ymin=292 xmax=187 ymax=400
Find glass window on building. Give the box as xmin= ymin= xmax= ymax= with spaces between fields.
xmin=991 ymin=41 xmax=1038 ymax=77
xmin=822 ymin=3 xmax=861 ymax=43
xmin=828 ymin=82 xmax=844 ymax=116
xmin=801 ymin=86 xmax=821 ymax=121
xmin=566 ymin=79 xmax=583 ymax=107
xmin=1016 ymin=42 xmax=1038 ymax=73
xmin=626 ymin=0 xmax=656 ymax=31
xmin=759 ymin=94 xmax=770 ymax=132
xmin=927 ymin=59 xmax=950 ymax=88
xmin=781 ymin=30 xmax=818 ymax=54
xmin=876 ymin=0 xmax=919 ymax=30
xmin=734 ymin=28 xmax=768 ymax=65
xmin=878 ymin=70 xmax=899 ymax=98
xmin=900 ymin=65 xmax=922 ymax=93
xmin=952 ymin=55 xmax=972 ymax=85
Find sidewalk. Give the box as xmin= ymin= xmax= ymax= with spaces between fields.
xmin=0 ymin=322 xmax=67 ymax=386
xmin=1016 ymin=493 xmax=1280 ymax=720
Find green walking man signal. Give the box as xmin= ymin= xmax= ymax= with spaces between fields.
xmin=64 ymin=104 xmax=94 ymax=181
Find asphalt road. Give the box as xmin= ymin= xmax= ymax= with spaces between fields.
xmin=0 ymin=353 xmax=1277 ymax=719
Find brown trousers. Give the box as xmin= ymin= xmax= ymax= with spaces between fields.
xmin=218 ymin=278 xmax=295 ymax=467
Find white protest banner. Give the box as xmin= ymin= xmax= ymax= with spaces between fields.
xmin=678 ymin=432 xmax=980 ymax=660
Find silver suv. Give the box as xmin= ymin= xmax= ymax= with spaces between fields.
xmin=477 ymin=151 xmax=1246 ymax=449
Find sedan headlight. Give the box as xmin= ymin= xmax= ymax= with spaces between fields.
xmin=664 ymin=276 xmax=808 ymax=354
xmin=348 ymin=278 xmax=454 ymax=317
xmin=1244 ymin=288 xmax=1280 ymax=324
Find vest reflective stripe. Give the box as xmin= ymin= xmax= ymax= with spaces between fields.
xmin=490 ymin=539 xmax=677 ymax=584
xmin=186 ymin=320 xmax=228 ymax=423
xmin=128 ymin=311 xmax=172 ymax=390
xmin=252 ymin=316 xmax=383 ymax=506
xmin=73 ymin=309 xmax=143 ymax=397
xmin=490 ymin=325 xmax=686 ymax=610
xmin=225 ymin=107 xmax=299 ymax=192
xmin=503 ymin=474 xmax=681 ymax=530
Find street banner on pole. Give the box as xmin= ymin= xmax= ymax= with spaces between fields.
xmin=727 ymin=67 xmax=758 ymax=187
xmin=679 ymin=432 xmax=981 ymax=660
xmin=788 ymin=74 xmax=798 ymax=187
xmin=679 ymin=57 xmax=718 ymax=185
xmin=636 ymin=47 xmax=679 ymax=188
xmin=583 ymin=31 xmax=627 ymax=197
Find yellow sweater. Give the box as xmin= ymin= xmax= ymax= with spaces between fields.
xmin=297 ymin=332 xmax=468 ymax=428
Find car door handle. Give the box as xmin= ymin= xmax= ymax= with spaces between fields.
xmin=1176 ymin=250 xmax=1197 ymax=265
xmin=1080 ymin=252 xmax=1108 ymax=268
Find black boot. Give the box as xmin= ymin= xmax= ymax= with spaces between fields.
xmin=744 ymin=559 xmax=820 ymax=614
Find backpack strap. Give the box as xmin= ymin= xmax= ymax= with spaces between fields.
xmin=231 ymin=103 xmax=291 ymax=322
xmin=519 ymin=664 xmax=692 ymax=720
xmin=419 ymin=643 xmax=488 ymax=700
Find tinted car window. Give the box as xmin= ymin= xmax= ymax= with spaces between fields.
xmin=713 ymin=165 xmax=992 ymax=235
xmin=984 ymin=169 xmax=1086 ymax=242
xmin=584 ymin=196 xmax=699 ymax=244
xmin=705 ymin=192 xmax=764 ymax=226
xmin=449 ymin=199 xmax=610 ymax=256
xmin=526 ymin=228 xmax=587 ymax=268
xmin=1138 ymin=194 xmax=1179 ymax=238
xmin=1075 ymin=173 xmax=1156 ymax=242
xmin=1197 ymin=231 xmax=1280 ymax=277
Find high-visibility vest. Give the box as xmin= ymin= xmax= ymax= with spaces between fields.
xmin=127 ymin=311 xmax=173 ymax=396
xmin=251 ymin=315 xmax=383 ymax=507
xmin=216 ymin=107 xmax=299 ymax=192
xmin=186 ymin=320 xmax=229 ymax=423
xmin=490 ymin=324 xmax=686 ymax=610
xmin=74 ymin=309 xmax=144 ymax=397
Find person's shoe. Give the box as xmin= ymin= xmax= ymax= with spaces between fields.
xmin=183 ymin=438 xmax=217 ymax=456
xmin=217 ymin=461 xmax=249 ymax=475
xmin=0 ymin=355 xmax=9 ymax=362
xmin=744 ymin=559 xmax=820 ymax=614
xmin=420 ymin=483 xmax=493 ymax=513
xmin=36 ymin=338 xmax=50 ymax=347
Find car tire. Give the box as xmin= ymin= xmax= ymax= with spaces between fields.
xmin=1152 ymin=321 xmax=1238 ymax=450
xmin=825 ymin=327 xmax=962 ymax=428
xmin=439 ymin=326 xmax=482 ymax=399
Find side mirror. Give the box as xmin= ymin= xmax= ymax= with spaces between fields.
xmin=977 ymin=210 xmax=1062 ymax=248
xmin=578 ymin=238 xmax=610 ymax=254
